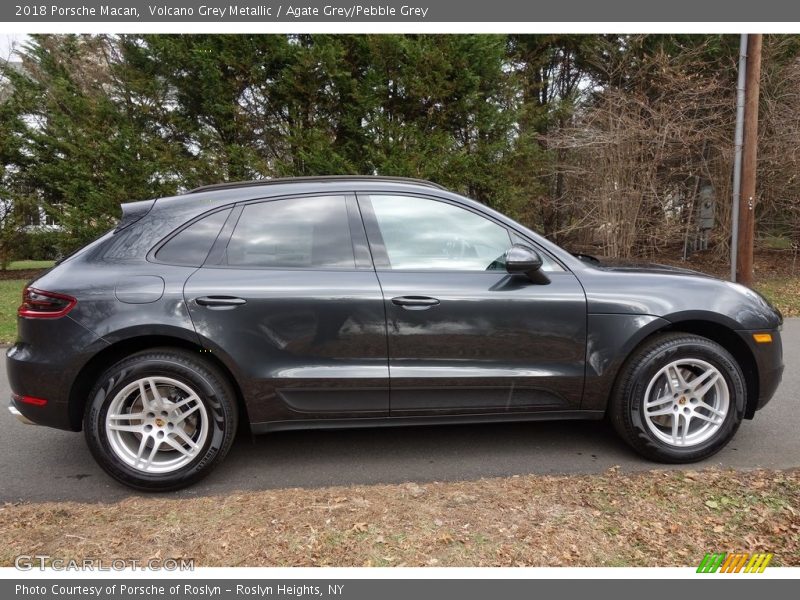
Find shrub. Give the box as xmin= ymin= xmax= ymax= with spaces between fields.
xmin=11 ymin=230 xmax=68 ymax=262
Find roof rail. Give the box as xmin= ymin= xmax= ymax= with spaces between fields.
xmin=187 ymin=175 xmax=447 ymax=194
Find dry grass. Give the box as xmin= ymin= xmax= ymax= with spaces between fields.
xmin=1 ymin=468 xmax=798 ymax=567
xmin=756 ymin=277 xmax=800 ymax=318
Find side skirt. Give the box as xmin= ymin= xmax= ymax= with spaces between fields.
xmin=250 ymin=410 xmax=605 ymax=434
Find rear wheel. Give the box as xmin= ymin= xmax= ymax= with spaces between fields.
xmin=84 ymin=348 xmax=237 ymax=491
xmin=609 ymin=333 xmax=746 ymax=463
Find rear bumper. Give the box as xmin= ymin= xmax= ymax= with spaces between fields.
xmin=737 ymin=327 xmax=784 ymax=416
xmin=7 ymin=347 xmax=78 ymax=430
xmin=5 ymin=315 xmax=107 ymax=431
xmin=8 ymin=405 xmax=36 ymax=425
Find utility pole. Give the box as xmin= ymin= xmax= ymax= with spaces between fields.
xmin=730 ymin=34 xmax=747 ymax=282
xmin=736 ymin=33 xmax=763 ymax=287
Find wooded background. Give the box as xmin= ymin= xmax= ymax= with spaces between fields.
xmin=1 ymin=34 xmax=799 ymax=264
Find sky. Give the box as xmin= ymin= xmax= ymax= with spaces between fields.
xmin=0 ymin=34 xmax=27 ymax=61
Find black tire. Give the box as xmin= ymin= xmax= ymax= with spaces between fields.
xmin=609 ymin=333 xmax=746 ymax=463
xmin=84 ymin=348 xmax=238 ymax=491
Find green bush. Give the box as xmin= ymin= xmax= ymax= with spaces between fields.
xmin=11 ymin=230 xmax=68 ymax=262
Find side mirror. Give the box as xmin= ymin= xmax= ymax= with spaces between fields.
xmin=505 ymin=244 xmax=549 ymax=284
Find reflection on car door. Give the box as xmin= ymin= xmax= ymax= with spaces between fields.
xmin=184 ymin=194 xmax=389 ymax=425
xmin=358 ymin=193 xmax=587 ymax=415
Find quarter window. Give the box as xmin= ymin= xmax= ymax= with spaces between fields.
xmin=369 ymin=195 xmax=512 ymax=271
xmin=225 ymin=196 xmax=355 ymax=269
xmin=155 ymin=209 xmax=231 ymax=267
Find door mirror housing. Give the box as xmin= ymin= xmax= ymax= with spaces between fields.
xmin=505 ymin=244 xmax=549 ymax=284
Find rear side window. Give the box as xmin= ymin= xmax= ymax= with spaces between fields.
xmin=224 ymin=196 xmax=354 ymax=269
xmin=155 ymin=209 xmax=231 ymax=267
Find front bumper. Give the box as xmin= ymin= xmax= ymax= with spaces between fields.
xmin=737 ymin=327 xmax=784 ymax=417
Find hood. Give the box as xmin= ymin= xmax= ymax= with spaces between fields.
xmin=598 ymin=260 xmax=709 ymax=278
xmin=573 ymin=254 xmax=709 ymax=277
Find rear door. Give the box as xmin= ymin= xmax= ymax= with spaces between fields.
xmin=358 ymin=193 xmax=587 ymax=416
xmin=183 ymin=194 xmax=389 ymax=425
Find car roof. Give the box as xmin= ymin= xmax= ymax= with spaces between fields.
xmin=147 ymin=177 xmax=462 ymax=217
xmin=187 ymin=175 xmax=447 ymax=194
xmin=150 ymin=176 xmax=453 ymax=210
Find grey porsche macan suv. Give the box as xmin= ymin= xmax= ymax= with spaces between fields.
xmin=6 ymin=176 xmax=784 ymax=490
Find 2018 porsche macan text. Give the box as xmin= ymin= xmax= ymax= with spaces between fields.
xmin=7 ymin=177 xmax=784 ymax=490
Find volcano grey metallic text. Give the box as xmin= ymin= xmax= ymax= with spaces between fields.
xmin=148 ymin=5 xmax=278 ymax=17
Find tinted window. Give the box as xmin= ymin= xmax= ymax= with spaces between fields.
xmin=105 ymin=202 xmax=220 ymax=262
xmin=369 ymin=195 xmax=511 ymax=271
xmin=225 ymin=196 xmax=354 ymax=269
xmin=155 ymin=209 xmax=231 ymax=266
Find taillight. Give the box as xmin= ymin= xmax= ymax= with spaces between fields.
xmin=18 ymin=287 xmax=77 ymax=319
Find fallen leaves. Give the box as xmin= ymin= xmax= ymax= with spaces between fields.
xmin=437 ymin=532 xmax=454 ymax=545
xmin=405 ymin=483 xmax=426 ymax=498
xmin=0 ymin=467 xmax=798 ymax=567
xmin=755 ymin=277 xmax=800 ymax=317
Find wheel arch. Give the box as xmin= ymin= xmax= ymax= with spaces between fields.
xmin=68 ymin=334 xmax=250 ymax=431
xmin=658 ymin=318 xmax=759 ymax=419
xmin=587 ymin=312 xmax=759 ymax=419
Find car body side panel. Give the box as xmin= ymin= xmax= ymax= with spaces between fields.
xmin=184 ymin=267 xmax=390 ymax=424
xmin=582 ymin=314 xmax=671 ymax=411
xmin=376 ymin=271 xmax=588 ymax=414
xmin=31 ymin=260 xmax=200 ymax=344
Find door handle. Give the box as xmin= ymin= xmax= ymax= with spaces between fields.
xmin=195 ymin=296 xmax=247 ymax=308
xmin=391 ymin=296 xmax=440 ymax=309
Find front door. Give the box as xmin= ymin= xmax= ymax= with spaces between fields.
xmin=358 ymin=193 xmax=587 ymax=416
xmin=184 ymin=194 xmax=389 ymax=425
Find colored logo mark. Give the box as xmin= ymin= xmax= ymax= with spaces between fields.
xmin=697 ymin=552 xmax=773 ymax=573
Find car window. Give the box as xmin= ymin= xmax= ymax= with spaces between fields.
xmin=369 ymin=195 xmax=512 ymax=271
xmin=225 ymin=196 xmax=354 ymax=269
xmin=154 ymin=208 xmax=231 ymax=267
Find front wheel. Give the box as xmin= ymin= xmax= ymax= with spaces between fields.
xmin=609 ymin=333 xmax=746 ymax=463
xmin=84 ymin=348 xmax=238 ymax=491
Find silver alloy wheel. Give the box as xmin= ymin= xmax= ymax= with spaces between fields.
xmin=642 ymin=358 xmax=729 ymax=448
xmin=104 ymin=376 xmax=209 ymax=474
